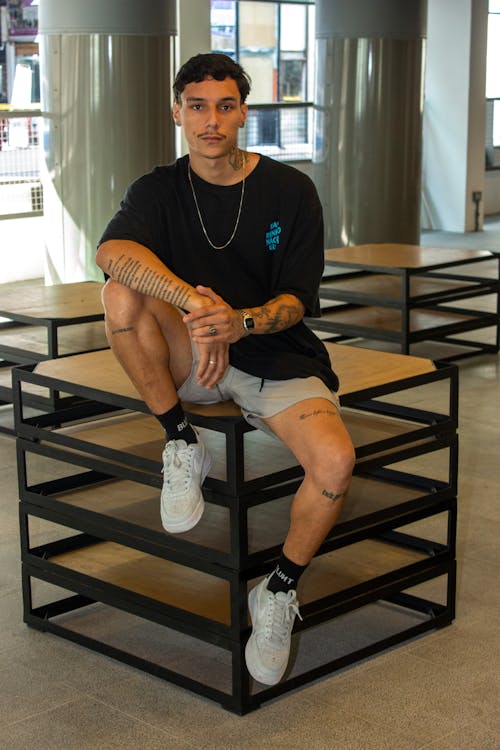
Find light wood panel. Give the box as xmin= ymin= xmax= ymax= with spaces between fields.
xmin=324 ymin=244 xmax=492 ymax=269
xmin=0 ymin=281 xmax=104 ymax=319
xmin=0 ymin=321 xmax=108 ymax=356
xmin=34 ymin=344 xmax=435 ymax=409
xmin=50 ymin=537 xmax=426 ymax=623
xmin=320 ymin=274 xmax=481 ymax=298
xmin=320 ymin=307 xmax=477 ymax=334
xmin=46 ymin=473 xmax=427 ymax=556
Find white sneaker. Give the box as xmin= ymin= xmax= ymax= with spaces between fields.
xmin=160 ymin=437 xmax=212 ymax=533
xmin=245 ymin=575 xmax=302 ymax=685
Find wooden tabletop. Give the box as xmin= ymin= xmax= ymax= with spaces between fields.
xmin=0 ymin=281 xmax=104 ymax=319
xmin=33 ymin=344 xmax=435 ymax=411
xmin=324 ymin=244 xmax=493 ymax=270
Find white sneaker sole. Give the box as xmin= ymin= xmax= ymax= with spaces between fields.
xmin=161 ymin=449 xmax=212 ymax=534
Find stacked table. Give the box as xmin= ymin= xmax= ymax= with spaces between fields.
xmin=307 ymin=244 xmax=500 ymax=360
xmin=14 ymin=344 xmax=458 ymax=713
xmin=0 ymin=281 xmax=107 ymax=424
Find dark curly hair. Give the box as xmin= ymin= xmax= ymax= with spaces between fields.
xmin=173 ymin=53 xmax=251 ymax=104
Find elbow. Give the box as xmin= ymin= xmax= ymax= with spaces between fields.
xmin=96 ymin=241 xmax=111 ymax=273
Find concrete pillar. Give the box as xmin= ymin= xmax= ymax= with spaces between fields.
xmin=39 ymin=0 xmax=176 ymax=283
xmin=313 ymin=0 xmax=426 ymax=247
xmin=422 ymin=0 xmax=488 ymax=232
xmin=175 ymin=0 xmax=211 ymax=157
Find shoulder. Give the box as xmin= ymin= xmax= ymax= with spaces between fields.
xmin=254 ymin=156 xmax=318 ymax=197
xmin=124 ymin=157 xmax=187 ymax=203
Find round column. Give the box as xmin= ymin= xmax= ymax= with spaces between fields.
xmin=39 ymin=0 xmax=176 ymax=282
xmin=313 ymin=0 xmax=426 ymax=247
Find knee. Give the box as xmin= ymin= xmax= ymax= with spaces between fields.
xmin=306 ymin=438 xmax=355 ymax=491
xmin=101 ymin=279 xmax=143 ymax=324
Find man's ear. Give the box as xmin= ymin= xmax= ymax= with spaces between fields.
xmin=172 ymin=102 xmax=182 ymax=127
xmin=239 ymin=103 xmax=248 ymax=128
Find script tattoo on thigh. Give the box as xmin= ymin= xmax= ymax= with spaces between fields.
xmin=322 ymin=489 xmax=344 ymax=502
xmin=299 ymin=408 xmax=337 ymax=420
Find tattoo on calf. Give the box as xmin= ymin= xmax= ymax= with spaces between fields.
xmin=111 ymin=326 xmax=134 ymax=335
xmin=322 ymin=489 xmax=344 ymax=502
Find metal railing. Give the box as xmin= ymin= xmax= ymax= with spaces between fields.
xmin=0 ymin=102 xmax=313 ymax=220
xmin=239 ymin=101 xmax=313 ymax=162
xmin=0 ymin=107 xmax=43 ymax=218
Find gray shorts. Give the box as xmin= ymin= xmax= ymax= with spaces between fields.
xmin=178 ymin=343 xmax=340 ymax=434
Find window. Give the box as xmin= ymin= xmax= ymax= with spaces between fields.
xmin=486 ymin=0 xmax=500 ymax=159
xmin=210 ymin=0 xmax=315 ymax=161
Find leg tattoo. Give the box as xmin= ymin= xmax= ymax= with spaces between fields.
xmin=322 ymin=488 xmax=344 ymax=502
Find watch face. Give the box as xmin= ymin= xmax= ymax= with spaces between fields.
xmin=244 ymin=315 xmax=255 ymax=330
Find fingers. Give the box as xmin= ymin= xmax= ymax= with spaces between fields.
xmin=195 ymin=343 xmax=229 ymax=388
xmin=184 ymin=306 xmax=242 ymax=344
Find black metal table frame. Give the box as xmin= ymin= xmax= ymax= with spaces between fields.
xmin=0 ymin=307 xmax=106 ymax=423
xmin=311 ymin=253 xmax=500 ymax=360
xmin=13 ymin=359 xmax=458 ymax=714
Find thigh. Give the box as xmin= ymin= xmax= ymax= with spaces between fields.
xmin=263 ymin=397 xmax=353 ymax=470
xmin=102 ymin=279 xmax=193 ymax=389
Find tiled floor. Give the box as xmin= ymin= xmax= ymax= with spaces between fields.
xmin=0 ymin=221 xmax=499 ymax=749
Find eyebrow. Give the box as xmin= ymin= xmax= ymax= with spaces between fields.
xmin=184 ymin=96 xmax=238 ymax=104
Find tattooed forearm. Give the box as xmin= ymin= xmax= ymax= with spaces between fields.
xmin=300 ymin=408 xmax=338 ymax=420
xmin=322 ymin=489 xmax=345 ymax=502
xmin=252 ymin=297 xmax=303 ymax=333
xmin=107 ymin=255 xmax=191 ymax=309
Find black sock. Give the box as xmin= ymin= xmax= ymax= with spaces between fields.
xmin=155 ymin=401 xmax=197 ymax=444
xmin=266 ymin=552 xmax=307 ymax=594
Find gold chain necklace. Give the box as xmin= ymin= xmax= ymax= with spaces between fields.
xmin=187 ymin=155 xmax=246 ymax=250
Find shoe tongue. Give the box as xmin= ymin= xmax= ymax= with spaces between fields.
xmin=173 ymin=439 xmax=189 ymax=450
xmin=274 ymin=590 xmax=290 ymax=603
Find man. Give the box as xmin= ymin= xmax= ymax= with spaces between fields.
xmin=96 ymin=53 xmax=355 ymax=687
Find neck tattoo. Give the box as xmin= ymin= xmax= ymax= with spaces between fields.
xmin=188 ymin=151 xmax=246 ymax=251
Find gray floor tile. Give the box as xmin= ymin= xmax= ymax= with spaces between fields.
xmin=0 ymin=696 xmax=192 ymax=750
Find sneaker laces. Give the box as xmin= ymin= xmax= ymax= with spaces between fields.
xmin=264 ymin=589 xmax=302 ymax=647
xmin=162 ymin=441 xmax=194 ymax=495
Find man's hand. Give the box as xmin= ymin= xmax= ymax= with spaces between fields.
xmin=194 ymin=340 xmax=230 ymax=388
xmin=183 ymin=286 xmax=238 ymax=388
xmin=183 ymin=286 xmax=245 ymax=344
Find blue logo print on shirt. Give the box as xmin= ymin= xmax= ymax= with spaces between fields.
xmin=266 ymin=221 xmax=282 ymax=251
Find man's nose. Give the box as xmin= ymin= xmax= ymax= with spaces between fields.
xmin=205 ymin=105 xmax=220 ymax=128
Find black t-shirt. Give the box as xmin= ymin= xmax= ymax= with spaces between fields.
xmin=99 ymin=154 xmax=338 ymax=391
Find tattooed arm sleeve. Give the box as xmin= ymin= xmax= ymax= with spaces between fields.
xmin=245 ymin=294 xmax=305 ymax=334
xmin=96 ymin=239 xmax=206 ymax=312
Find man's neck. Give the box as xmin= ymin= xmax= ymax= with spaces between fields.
xmin=188 ymin=150 xmax=259 ymax=186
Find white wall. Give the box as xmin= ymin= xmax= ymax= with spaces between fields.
xmin=422 ymin=0 xmax=488 ymax=231
xmin=0 ymin=216 xmax=44 ymax=284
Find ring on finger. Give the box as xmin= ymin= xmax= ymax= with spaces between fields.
xmin=209 ymin=360 xmax=217 ymax=365
xmin=208 ymin=325 xmax=217 ymax=337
